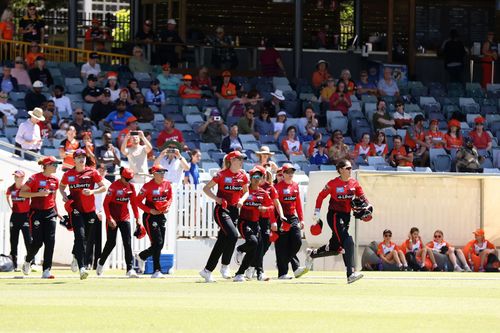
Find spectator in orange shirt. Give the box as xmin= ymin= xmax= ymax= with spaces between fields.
xmin=405 ymin=115 xmax=429 ymax=167
xmin=117 ymin=116 xmax=139 ymax=148
xmin=311 ymin=60 xmax=331 ymax=90
xmin=353 ymin=132 xmax=375 ymax=165
xmin=215 ymin=70 xmax=237 ymax=100
xmin=469 ymin=116 xmax=492 ymax=152
xmin=178 ymin=74 xmax=202 ymax=99
xmin=427 ymin=229 xmax=471 ymax=272
xmin=0 ymin=8 xmax=16 ymax=41
xmin=84 ymin=18 xmax=111 ymax=51
xmin=156 ymin=117 xmax=185 ymax=149
xmin=463 ymin=229 xmax=499 ymax=272
xmin=25 ymin=41 xmax=44 ymax=69
xmin=377 ymin=229 xmax=408 ymax=270
xmin=307 ymin=132 xmax=322 ymax=158
xmin=426 ymin=119 xmax=445 ymax=148
xmin=281 ymin=126 xmax=303 ymax=158
xmin=371 ymin=131 xmax=388 ymax=158
xmin=401 ymin=227 xmax=438 ymax=271
xmin=444 ymin=119 xmax=463 ymax=151
xmin=389 ymin=135 xmax=414 ymax=168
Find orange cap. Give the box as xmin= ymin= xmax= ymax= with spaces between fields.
xmin=183 ymin=74 xmax=192 ymax=81
xmin=473 ymin=229 xmax=485 ymax=237
xmin=448 ymin=119 xmax=461 ymax=128
xmin=222 ymin=70 xmax=231 ymax=77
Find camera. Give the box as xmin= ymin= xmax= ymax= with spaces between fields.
xmin=166 ymin=148 xmax=176 ymax=153
xmin=130 ymin=131 xmax=139 ymax=136
xmin=213 ymin=116 xmax=221 ymax=121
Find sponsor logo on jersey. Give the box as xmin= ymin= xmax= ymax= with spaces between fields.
xmin=337 ymin=194 xmax=354 ymax=200
xmin=336 ymin=187 xmax=344 ymax=193
xmin=224 ymin=185 xmax=243 ymax=191
xmin=115 ymin=197 xmax=129 ymax=202
xmin=153 ymin=196 xmax=168 ymax=202
xmin=117 ymin=190 xmax=124 ymax=196
xmin=68 ymin=176 xmax=75 ymax=182
xmin=247 ymin=194 xmax=253 ymax=200
xmin=39 ymin=180 xmax=47 ymax=187
xmin=153 ymin=189 xmax=160 ymax=195
xmin=69 ymin=183 xmax=91 ymax=189
xmin=224 ymin=177 xmax=233 ymax=184
xmin=283 ymin=189 xmax=290 ymax=194
xmin=283 ymin=196 xmax=296 ymax=201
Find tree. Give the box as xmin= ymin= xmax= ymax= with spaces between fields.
xmin=6 ymin=0 xmax=67 ymax=12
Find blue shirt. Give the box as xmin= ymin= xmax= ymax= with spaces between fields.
xmin=377 ymin=79 xmax=399 ymax=96
xmin=157 ymin=74 xmax=181 ymax=91
xmin=309 ymin=153 xmax=329 ymax=165
xmin=145 ymin=89 xmax=165 ymax=107
xmin=104 ymin=111 xmax=133 ymax=131
xmin=185 ymin=162 xmax=200 ymax=187
xmin=1 ymin=78 xmax=14 ymax=93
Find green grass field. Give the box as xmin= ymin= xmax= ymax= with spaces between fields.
xmin=1 ymin=269 xmax=500 ymax=333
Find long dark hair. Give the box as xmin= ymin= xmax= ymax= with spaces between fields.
xmin=336 ymin=159 xmax=350 ymax=170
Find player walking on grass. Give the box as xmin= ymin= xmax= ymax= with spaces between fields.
xmin=20 ymin=156 xmax=61 ymax=279
xmin=199 ymin=150 xmax=249 ymax=282
xmin=97 ymin=167 xmax=141 ymax=278
xmin=274 ymin=163 xmax=308 ymax=279
xmin=135 ymin=165 xmax=173 ymax=278
xmin=306 ymin=159 xmax=371 ymax=284
xmin=6 ymin=170 xmax=32 ymax=271
xmin=59 ymin=149 xmax=106 ymax=280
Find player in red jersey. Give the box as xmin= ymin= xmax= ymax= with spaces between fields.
xmin=6 ymin=170 xmax=32 ymax=271
xmin=20 ymin=156 xmax=61 ymax=279
xmin=274 ymin=163 xmax=308 ymax=279
xmin=135 ymin=165 xmax=173 ymax=278
xmin=305 ymin=159 xmax=371 ymax=284
xmin=97 ymin=167 xmax=141 ymax=278
xmin=59 ymin=148 xmax=106 ymax=280
xmin=233 ymin=166 xmax=274 ymax=282
xmin=199 ymin=150 xmax=249 ymax=282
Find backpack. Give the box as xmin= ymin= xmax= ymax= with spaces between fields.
xmin=0 ymin=254 xmax=14 ymax=272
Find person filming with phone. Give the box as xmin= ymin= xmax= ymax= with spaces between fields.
xmin=197 ymin=109 xmax=228 ymax=147
xmin=120 ymin=130 xmax=152 ymax=183
xmin=154 ymin=141 xmax=190 ymax=186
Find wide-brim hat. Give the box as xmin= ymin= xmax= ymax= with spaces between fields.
xmin=28 ymin=107 xmax=45 ymax=121
xmin=270 ymin=89 xmax=285 ymax=101
xmin=255 ymin=146 xmax=275 ymax=155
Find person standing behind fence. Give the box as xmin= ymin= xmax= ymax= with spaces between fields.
xmin=6 ymin=170 xmax=32 ymax=271
xmin=481 ymin=32 xmax=498 ymax=88
xmin=19 ymin=3 xmax=45 ymax=43
xmin=135 ymin=165 xmax=173 ymax=278
xmin=97 ymin=167 xmax=141 ymax=278
xmin=20 ymin=156 xmax=61 ymax=279
xmin=14 ymin=107 xmax=43 ymax=161
xmin=199 ymin=150 xmax=249 ymax=282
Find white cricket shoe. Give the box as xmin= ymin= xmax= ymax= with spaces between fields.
xmin=278 ymin=274 xmax=293 ymax=280
xmin=127 ymin=269 xmax=139 ymax=278
xmin=79 ymin=267 xmax=89 ymax=280
xmin=22 ymin=261 xmax=31 ymax=276
xmin=257 ymin=272 xmax=270 ymax=281
xmin=96 ymin=263 xmax=104 ymax=276
xmin=135 ymin=255 xmax=146 ymax=274
xmin=347 ymin=272 xmax=363 ymax=284
xmin=199 ymin=269 xmax=215 ymax=283
xmin=220 ymin=265 xmax=231 ymax=279
xmin=305 ymin=248 xmax=314 ymax=270
xmin=42 ymin=269 xmax=54 ymax=279
xmin=71 ymin=256 xmax=78 ymax=273
xmin=151 ymin=270 xmax=165 ymax=278
xmin=244 ymin=267 xmax=255 ymax=280
xmin=294 ymin=266 xmax=309 ymax=278
xmin=233 ymin=274 xmax=245 ymax=282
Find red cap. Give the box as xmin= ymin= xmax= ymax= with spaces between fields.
xmin=126 ymin=116 xmax=138 ymax=124
xmin=269 ymin=230 xmax=279 ymax=243
xmin=162 ymin=63 xmax=171 ymax=71
xmin=222 ymin=70 xmax=231 ymax=77
xmin=38 ymin=156 xmax=62 ymax=166
xmin=473 ymin=229 xmax=485 ymax=237
xmin=120 ymin=167 xmax=135 ymax=179
xmin=183 ymin=74 xmax=192 ymax=81
xmin=73 ymin=148 xmax=87 ymax=157
xmin=276 ymin=167 xmax=283 ymax=175
xmin=430 ymin=119 xmax=439 ymax=125
xmin=107 ymin=71 xmax=118 ymax=80
xmin=448 ymin=119 xmax=461 ymax=128
xmin=281 ymin=163 xmax=296 ymax=172
xmin=134 ymin=224 xmax=147 ymax=239
xmin=149 ymin=165 xmax=167 ymax=174
xmin=249 ymin=165 xmax=266 ymax=176
xmin=12 ymin=170 xmax=25 ymax=177
xmin=226 ymin=150 xmax=246 ymax=161
xmin=310 ymin=219 xmax=323 ymax=236
xmin=64 ymin=199 xmax=74 ymax=214
xmin=475 ymin=116 xmax=485 ymax=124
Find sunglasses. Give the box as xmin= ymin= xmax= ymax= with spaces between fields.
xmin=434 ymin=235 xmax=442 ymax=238
xmin=154 ymin=170 xmax=166 ymax=174
xmin=75 ymin=112 xmax=84 ymax=115
xmin=50 ymin=163 xmax=59 ymax=167
xmin=251 ymin=174 xmax=262 ymax=179
xmin=247 ymin=112 xmax=254 ymax=115
xmin=343 ymin=166 xmax=352 ymax=170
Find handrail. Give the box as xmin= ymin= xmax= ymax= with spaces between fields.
xmin=0 ymin=39 xmax=130 ymax=66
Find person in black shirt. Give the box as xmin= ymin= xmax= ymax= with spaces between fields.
xmin=19 ymin=3 xmax=45 ymax=43
xmin=90 ymin=89 xmax=114 ymax=125
xmin=70 ymin=107 xmax=96 ymax=138
xmin=157 ymin=19 xmax=184 ymax=68
xmin=24 ymin=80 xmax=47 ymax=111
xmin=441 ymin=29 xmax=467 ymax=83
xmin=82 ymin=74 xmax=104 ymax=103
xmin=135 ymin=19 xmax=156 ymax=43
xmin=28 ymin=56 xmax=53 ymax=87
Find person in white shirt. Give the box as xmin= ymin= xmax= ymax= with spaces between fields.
xmin=14 ymin=107 xmax=44 ymax=160
xmin=51 ymin=85 xmax=72 ymax=118
xmin=0 ymin=91 xmax=17 ymax=125
xmin=120 ymin=130 xmax=152 ymax=184
xmin=154 ymin=142 xmax=190 ymax=186
xmin=81 ymin=52 xmax=101 ymax=79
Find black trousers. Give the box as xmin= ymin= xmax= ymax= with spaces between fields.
xmin=70 ymin=211 xmax=98 ymax=269
xmin=25 ymin=208 xmax=57 ymax=271
xmin=275 ymin=215 xmax=302 ymax=277
xmin=252 ymin=218 xmax=271 ymax=273
xmin=205 ymin=205 xmax=239 ymax=272
xmin=9 ymin=212 xmax=32 ymax=267
xmin=311 ymin=210 xmax=355 ymax=277
xmin=86 ymin=219 xmax=102 ymax=269
xmin=99 ymin=221 xmax=133 ymax=271
xmin=235 ymin=220 xmax=260 ymax=275
xmin=139 ymin=213 xmax=166 ymax=272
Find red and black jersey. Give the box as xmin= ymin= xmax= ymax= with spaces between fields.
xmin=136 ymin=179 xmax=173 ymax=214
xmin=239 ymin=187 xmax=273 ymax=222
xmin=260 ymin=181 xmax=278 ymax=220
xmin=212 ymin=168 xmax=249 ymax=206
xmin=103 ymin=180 xmax=139 ymax=222
xmin=315 ymin=177 xmax=364 ymax=213
xmin=7 ymin=184 xmax=30 ymax=213
xmin=61 ymin=167 xmax=103 ymax=213
xmin=274 ymin=181 xmax=303 ymax=221
xmin=24 ymin=173 xmax=59 ymax=211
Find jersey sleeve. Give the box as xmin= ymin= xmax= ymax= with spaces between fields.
xmin=136 ymin=184 xmax=150 ymax=214
xmin=61 ymin=172 xmax=68 ymax=186
xmin=315 ymin=181 xmax=332 ymax=210
xmin=93 ymin=169 xmax=103 ymax=184
xmin=295 ymin=184 xmax=304 ymax=221
xmin=25 ymin=176 xmax=37 ymax=192
xmin=129 ymin=185 xmax=139 ymax=219
xmin=354 ymin=180 xmax=365 ymax=198
xmin=103 ymin=186 xmax=114 ymax=221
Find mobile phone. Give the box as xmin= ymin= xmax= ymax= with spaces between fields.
xmin=130 ymin=131 xmax=139 ymax=136
xmin=213 ymin=116 xmax=221 ymax=121
xmin=166 ymin=148 xmax=176 ymax=154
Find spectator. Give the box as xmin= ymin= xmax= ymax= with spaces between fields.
xmin=221 ymin=124 xmax=243 ymax=153
xmin=95 ymin=131 xmax=121 ymax=181
xmin=320 ymin=77 xmax=336 ymax=102
xmin=469 ymin=116 xmax=492 ymax=152
xmin=178 ymin=74 xmax=202 ymax=99
xmin=0 ymin=8 xmax=15 ymax=42
xmin=371 ymin=130 xmax=388 ymax=159
xmin=120 ymin=130 xmax=153 ymax=182
xmin=481 ymin=32 xmax=498 ymax=88
xmin=273 ymin=110 xmax=287 ymax=140
xmin=400 ymin=227 xmax=438 ymax=271
xmin=215 ymin=70 xmax=237 ymax=100
xmin=425 ymin=119 xmax=445 ymax=149
xmin=353 ymin=133 xmax=375 ymax=165
xmin=307 ymin=132 xmax=322 ymax=158
xmin=297 ymin=107 xmax=318 ymax=142
xmin=377 ymin=229 xmax=407 ymax=270
xmin=82 ymin=74 xmax=104 ymax=103
xmin=329 ymin=80 xmax=352 ymax=116
xmin=389 ymin=135 xmax=413 ymax=168
xmin=28 ymin=56 xmax=53 ymax=87
xmin=311 ymin=59 xmax=331 ymax=90
xmin=84 ymin=18 xmax=111 ymax=51
xmin=15 ymin=107 xmax=43 ymax=160
xmin=372 ymin=99 xmax=395 ymax=131
xmin=197 ymin=109 xmax=228 ymax=146
xmin=126 ymin=79 xmax=140 ymax=101
xmin=264 ymin=89 xmax=285 ymax=117
xmin=260 ymin=39 xmax=286 ymax=77
xmin=327 ymin=130 xmax=350 ymax=165
xmin=90 ymin=89 xmax=114 ymax=125
xmin=58 ymin=125 xmax=81 ymax=168
xmin=25 ymin=41 xmax=44 ymax=69
xmin=42 ymin=100 xmax=58 ymax=132
xmin=145 ymin=79 xmax=165 ymax=108
xmin=463 ymin=229 xmax=499 ymax=272
xmin=255 ymin=146 xmax=278 ymax=172
xmin=0 ymin=91 xmax=17 ymax=124
xmin=103 ymin=100 xmax=133 ymax=132
xmin=81 ymin=52 xmax=101 ymax=79
xmin=405 ymin=114 xmax=428 ymax=167
xmin=51 ymin=85 xmax=72 ymax=117
xmin=455 ymin=137 xmax=483 ymax=173
xmin=0 ymin=66 xmax=18 ymax=93
xmin=444 ymin=119 xmax=463 ymax=151
xmin=355 ymin=70 xmax=377 ymax=98
xmin=209 ymin=26 xmax=237 ymax=70
xmin=309 ymin=141 xmax=329 ymax=165
xmin=339 ymin=69 xmax=356 ymax=96
xmin=157 ymin=63 xmax=180 ymax=91
xmin=441 ymin=29 xmax=467 ymax=83
xmin=244 ymin=90 xmax=263 ymax=115
xmin=193 ymin=66 xmax=213 ymax=91
xmin=129 ymin=46 xmax=152 ymax=73
xmin=237 ymin=107 xmax=255 ymax=135
xmin=377 ymin=67 xmax=400 ymax=97
xmin=156 ymin=117 xmax=185 ymax=149
xmin=116 ymin=116 xmax=139 ymax=148
xmin=70 ymin=107 xmax=95 ymax=138
xmin=135 ymin=19 xmax=156 ymax=43
xmin=427 ymin=229 xmax=471 ymax=272
xmin=24 ymin=80 xmax=46 ymax=111
xmin=226 ymin=91 xmax=249 ymax=117
xmin=130 ymin=93 xmax=153 ymax=123
xmin=254 ymin=108 xmax=273 ymax=138
xmin=104 ymin=72 xmax=120 ymax=101
xmin=19 ymin=3 xmax=44 ymax=43
xmin=393 ymin=101 xmax=412 ymax=129
xmin=11 ymin=57 xmax=32 ymax=88
xmin=154 ymin=141 xmax=190 ymax=186
xmin=184 ymin=149 xmax=201 ymax=187
xmin=39 ymin=106 xmax=53 ymax=138
xmin=281 ymin=126 xmax=303 ymax=158
xmin=157 ymin=19 xmax=184 ymax=68
xmin=117 ymin=88 xmax=133 ymax=106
